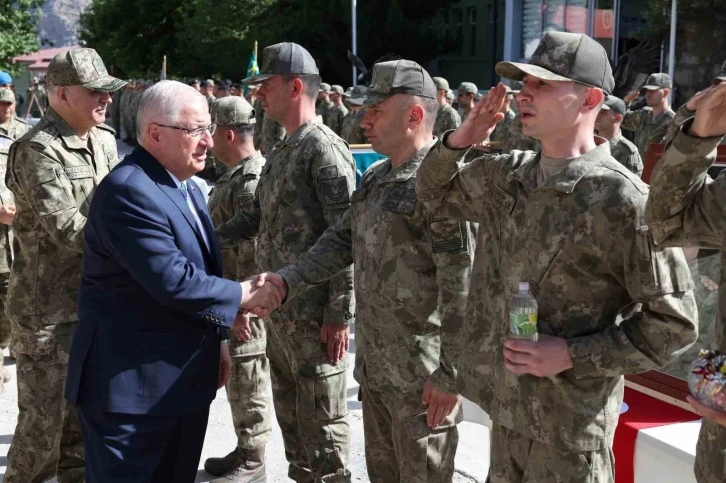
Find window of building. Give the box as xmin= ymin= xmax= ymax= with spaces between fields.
xmin=452 ymin=8 xmax=464 ymax=56
xmin=468 ymin=7 xmax=478 ymax=57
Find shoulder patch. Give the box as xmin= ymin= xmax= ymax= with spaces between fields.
xmin=321 ymin=176 xmax=351 ymax=205
xmin=318 ymin=165 xmax=339 ymax=180
xmin=429 ymin=217 xmax=469 ymax=253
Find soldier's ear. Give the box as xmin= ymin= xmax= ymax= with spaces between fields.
xmin=583 ymin=87 xmax=604 ymax=112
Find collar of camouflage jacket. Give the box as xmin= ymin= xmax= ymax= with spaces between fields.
xmin=44 ymin=107 xmax=91 ymax=151
xmin=220 ymin=150 xmax=265 ymax=183
xmin=280 ymin=116 xmax=323 ymax=148
xmin=378 ymin=138 xmax=438 ymax=185
xmin=506 ymin=137 xmax=611 ymax=194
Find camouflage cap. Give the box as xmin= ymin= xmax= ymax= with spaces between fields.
xmin=446 ymin=89 xmax=455 ymax=100
xmin=496 ymin=32 xmax=614 ymax=95
xmin=46 ymin=48 xmax=126 ymax=93
xmin=206 ymin=79 xmax=215 ymax=85
xmin=329 ymin=84 xmax=344 ymax=95
xmin=320 ymin=82 xmax=331 ymax=93
xmin=347 ymin=59 xmax=436 ymax=107
xmin=243 ymin=42 xmax=319 ymax=85
xmin=344 ymin=86 xmax=353 ymax=96
xmin=0 ymin=89 xmax=15 ymax=104
xmin=433 ymin=77 xmax=450 ymax=91
xmin=458 ymin=82 xmax=478 ymax=94
xmin=600 ymin=95 xmax=626 ymax=115
xmin=210 ymin=96 xmax=256 ymax=126
xmin=641 ymin=73 xmax=672 ymax=91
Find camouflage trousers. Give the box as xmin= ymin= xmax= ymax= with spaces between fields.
xmin=0 ymin=271 xmax=10 ymax=349
xmin=694 ymin=419 xmax=726 ymax=483
xmin=359 ymin=368 xmax=460 ymax=483
xmin=266 ymin=316 xmax=351 ymax=483
xmin=226 ymin=317 xmax=272 ymax=450
xmin=5 ymin=322 xmax=85 ymax=483
xmin=487 ymin=424 xmax=614 ymax=483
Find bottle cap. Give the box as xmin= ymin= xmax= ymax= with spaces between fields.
xmin=519 ymin=282 xmax=530 ymax=291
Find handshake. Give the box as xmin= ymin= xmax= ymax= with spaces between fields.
xmin=240 ymin=272 xmax=288 ymax=319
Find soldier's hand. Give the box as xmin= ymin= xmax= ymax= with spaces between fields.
xmin=690 ymin=82 xmax=726 ymax=138
xmin=503 ymin=334 xmax=574 ymax=377
xmin=320 ymin=324 xmax=349 ymax=365
xmin=687 ymin=396 xmax=726 ymax=427
xmin=446 ymin=83 xmax=507 ymax=150
xmin=0 ymin=205 xmax=16 ymax=225
xmin=686 ymin=87 xmax=714 ymax=111
xmin=624 ymin=90 xmax=640 ymax=104
xmin=240 ymin=276 xmax=284 ymax=317
xmin=218 ymin=342 xmax=232 ymax=390
xmin=232 ymin=312 xmax=252 ymax=342
xmin=422 ymin=378 xmax=460 ymax=429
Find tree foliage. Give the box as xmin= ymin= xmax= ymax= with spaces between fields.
xmin=80 ymin=0 xmax=458 ymax=84
xmin=0 ymin=0 xmax=45 ymax=76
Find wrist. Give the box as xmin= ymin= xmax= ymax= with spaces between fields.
xmin=444 ymin=131 xmax=471 ymax=150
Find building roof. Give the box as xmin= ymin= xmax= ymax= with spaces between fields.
xmin=13 ymin=45 xmax=80 ymax=71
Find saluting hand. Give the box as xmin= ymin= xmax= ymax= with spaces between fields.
xmin=689 ymin=82 xmax=726 ymax=138
xmin=685 ymin=87 xmax=714 ymax=111
xmin=446 ymin=83 xmax=507 ymax=150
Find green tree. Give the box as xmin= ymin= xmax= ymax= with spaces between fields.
xmin=0 ymin=0 xmax=45 ymax=76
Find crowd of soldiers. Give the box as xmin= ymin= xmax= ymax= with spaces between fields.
xmin=0 ymin=30 xmax=725 ymax=483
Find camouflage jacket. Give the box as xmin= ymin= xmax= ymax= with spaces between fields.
xmin=207 ymin=151 xmax=266 ymax=281
xmin=608 ymin=131 xmax=643 ymax=177
xmin=0 ymin=135 xmax=15 ymax=274
xmin=433 ymin=104 xmax=461 ymax=138
xmin=340 ymin=109 xmax=366 ymax=145
xmin=645 ymin=121 xmax=726 ymax=483
xmin=502 ymin=114 xmax=541 ymax=153
xmin=416 ymin=138 xmax=698 ymax=451
xmin=325 ymin=104 xmax=349 ymax=137
xmin=488 ymin=109 xmax=516 ymax=144
xmin=622 ymin=106 xmax=675 ymax=158
xmin=121 ymin=91 xmax=141 ymax=140
xmin=0 ymin=116 xmax=31 ymax=140
xmin=278 ymin=141 xmax=475 ymax=395
xmin=317 ymin=99 xmax=333 ymax=125
xmin=6 ymin=108 xmax=118 ymax=333
xmin=216 ymin=116 xmax=356 ymax=328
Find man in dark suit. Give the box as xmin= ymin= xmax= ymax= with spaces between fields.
xmin=64 ymin=80 xmax=283 ymax=483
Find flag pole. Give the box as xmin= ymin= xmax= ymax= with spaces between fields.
xmin=254 ymin=41 xmax=258 ymax=60
xmin=162 ymin=55 xmax=167 ymax=80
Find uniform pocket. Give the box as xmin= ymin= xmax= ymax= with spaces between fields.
xmin=300 ymin=357 xmax=349 ymax=421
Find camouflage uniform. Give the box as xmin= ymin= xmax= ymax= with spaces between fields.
xmin=317 ymin=99 xmax=333 ymax=125
xmin=0 ymin=115 xmax=31 ymax=139
xmin=121 ymin=88 xmax=141 ymax=144
xmin=216 ymin=116 xmax=355 ymax=483
xmin=340 ymin=109 xmax=366 ymax=145
xmin=501 ymin=113 xmax=541 ymax=153
xmin=416 ymin=138 xmax=698 ymax=482
xmin=5 ymin=106 xmax=119 ymax=483
xmin=488 ymin=109 xmax=516 ymax=144
xmin=108 ymin=89 xmax=122 ymax=136
xmin=325 ymin=103 xmax=349 ymax=137
xmin=645 ymin=119 xmax=726 ymax=483
xmin=621 ymin=106 xmax=676 ymax=159
xmin=3 ymin=48 xmax=125 ymax=483
xmin=607 ymin=131 xmax=643 ymax=177
xmin=207 ymin=150 xmax=272 ymax=452
xmin=278 ymin=140 xmax=473 ymax=482
xmin=432 ymin=104 xmax=461 ymax=138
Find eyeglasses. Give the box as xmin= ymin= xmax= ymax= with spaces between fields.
xmin=154 ymin=123 xmax=216 ymax=138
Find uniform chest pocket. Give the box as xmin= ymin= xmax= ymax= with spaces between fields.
xmin=64 ymin=165 xmax=96 ymax=214
xmin=381 ymin=183 xmax=417 ymax=216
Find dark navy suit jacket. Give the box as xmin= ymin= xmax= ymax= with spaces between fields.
xmin=65 ymin=146 xmax=242 ymax=415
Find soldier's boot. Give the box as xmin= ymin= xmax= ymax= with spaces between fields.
xmin=209 ymin=448 xmax=266 ymax=483
xmin=205 ymin=447 xmax=243 ymax=476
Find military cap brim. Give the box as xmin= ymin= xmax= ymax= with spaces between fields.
xmin=496 ymin=61 xmax=572 ymax=84
xmin=241 ymin=73 xmax=276 ymax=85
xmin=346 ymin=89 xmax=391 ymax=108
xmin=640 ymin=85 xmax=663 ymax=91
xmin=82 ymin=74 xmax=128 ymax=93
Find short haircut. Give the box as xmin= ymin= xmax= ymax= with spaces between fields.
xmin=137 ymin=80 xmax=206 ymax=140
xmin=280 ymin=74 xmax=321 ymax=101
xmin=399 ymin=95 xmax=439 ymax=132
xmin=221 ymin=123 xmax=255 ymax=140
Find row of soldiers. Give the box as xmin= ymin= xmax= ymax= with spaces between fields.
xmin=0 ymin=37 xmax=724 ymax=483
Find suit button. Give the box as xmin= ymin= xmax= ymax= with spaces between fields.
xmin=216 ymin=327 xmax=221 ymax=335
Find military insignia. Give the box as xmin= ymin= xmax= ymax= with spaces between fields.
xmin=318 ymin=165 xmax=339 ymax=180
xmin=490 ymin=186 xmax=516 ymax=214
xmin=64 ymin=165 xmax=94 ymax=179
xmin=381 ymin=183 xmax=417 ymax=215
xmin=429 ymin=218 xmax=467 ymax=253
xmin=321 ymin=176 xmax=350 ymax=205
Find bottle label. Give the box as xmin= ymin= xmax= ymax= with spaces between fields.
xmin=510 ymin=312 xmax=538 ymax=336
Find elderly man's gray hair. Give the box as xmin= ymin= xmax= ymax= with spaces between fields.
xmin=137 ymin=80 xmax=206 ymax=140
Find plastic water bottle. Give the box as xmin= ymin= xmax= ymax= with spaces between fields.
xmin=509 ymin=282 xmax=538 ymax=342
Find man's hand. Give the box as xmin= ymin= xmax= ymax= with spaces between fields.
xmin=623 ymin=90 xmax=640 ymax=104
xmin=0 ymin=205 xmax=16 ymax=225
xmin=422 ymin=378 xmax=460 ymax=430
xmin=503 ymin=334 xmax=574 ymax=377
xmin=232 ymin=312 xmax=252 ymax=342
xmin=240 ymin=275 xmax=286 ymax=317
xmin=685 ymin=87 xmax=714 ymax=111
xmin=218 ymin=342 xmax=232 ymax=390
xmin=446 ymin=83 xmax=507 ymax=150
xmin=320 ymin=324 xmax=349 ymax=365
xmin=687 ymin=396 xmax=726 ymax=427
xmin=689 ymin=82 xmax=726 ymax=138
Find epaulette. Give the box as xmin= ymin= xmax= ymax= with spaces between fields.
xmin=28 ymin=125 xmax=58 ymax=148
xmin=95 ymin=123 xmax=116 ymax=135
xmin=14 ymin=117 xmax=29 ymax=126
xmin=360 ymin=159 xmax=389 ymax=187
